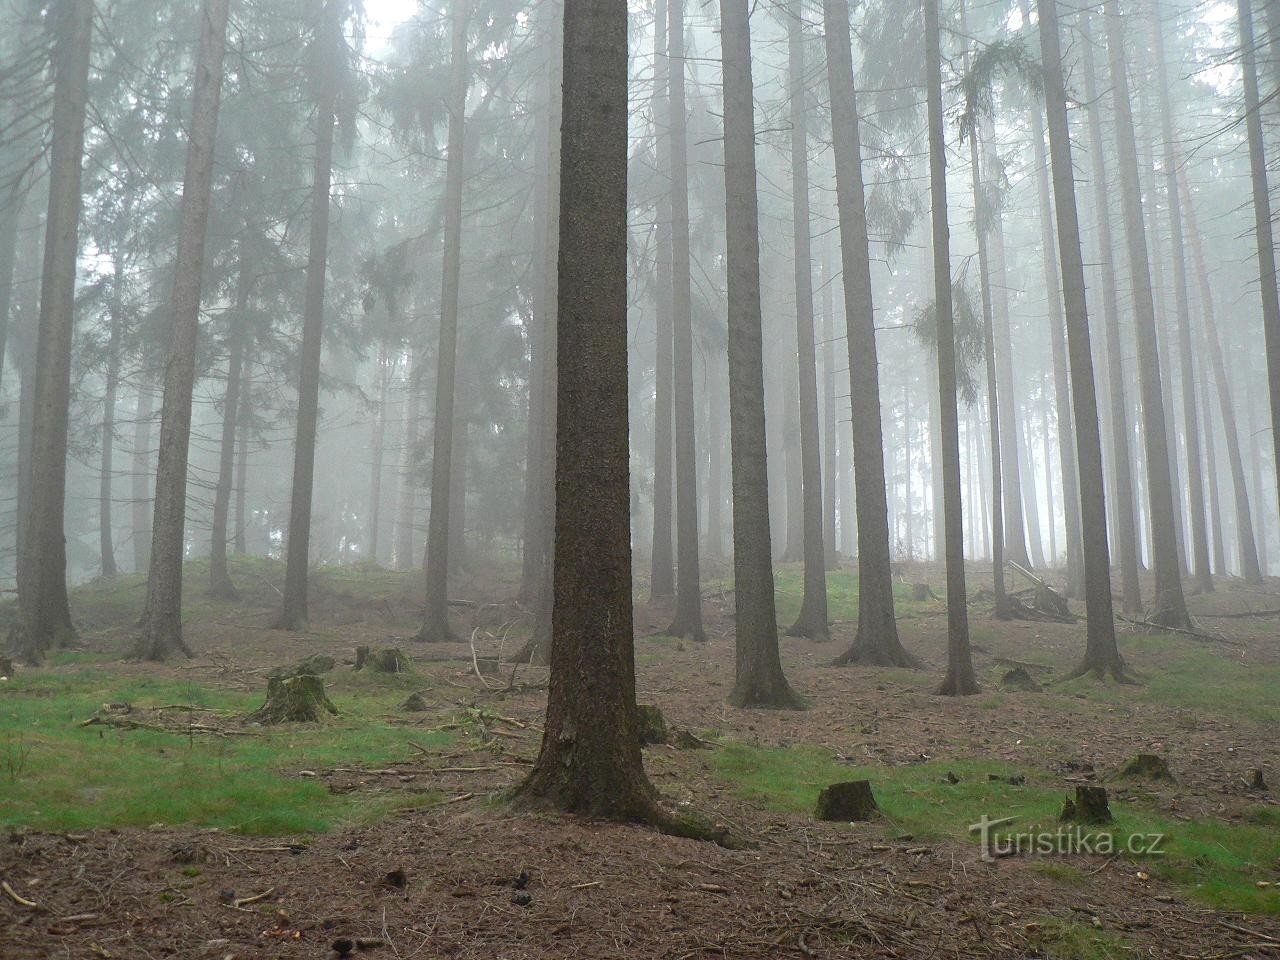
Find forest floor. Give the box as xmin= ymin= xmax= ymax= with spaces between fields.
xmin=2 ymin=556 xmax=1280 ymax=959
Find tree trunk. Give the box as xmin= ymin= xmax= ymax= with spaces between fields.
xmin=13 ymin=0 xmax=94 ymax=664
xmin=821 ymin=236 xmax=838 ymax=566
xmin=903 ymin=382 xmax=914 ymax=559
xmin=514 ymin=0 xmax=669 ymax=822
xmin=707 ymin=351 xmax=726 ymax=558
xmin=210 ymin=244 xmax=251 ymax=598
xmin=393 ymin=352 xmax=421 ymax=570
xmin=1103 ymin=0 xmax=1192 ymax=629
xmin=1237 ymin=0 xmax=1280 ymax=535
xmin=234 ymin=382 xmax=248 ymax=555
xmin=1019 ymin=404 xmax=1048 ymax=568
xmin=416 ymin=0 xmax=470 ymax=643
xmin=924 ymin=0 xmax=978 ymax=696
xmin=131 ymin=382 xmax=154 ymax=573
xmin=276 ymin=0 xmax=343 ymax=629
xmin=1199 ymin=351 xmax=1227 ymax=575
xmin=720 ymin=0 xmax=803 ymax=709
xmin=99 ymin=252 xmax=124 ymax=579
xmin=1179 ymin=168 xmax=1262 ymax=581
xmin=367 ymin=342 xmax=389 ymax=564
xmin=134 ymin=0 xmax=231 ymax=661
xmin=1039 ymin=0 xmax=1128 ymax=681
xmin=1147 ymin=0 xmax=1212 ymax=593
xmin=781 ymin=1 xmax=829 ymax=640
xmin=822 ymin=0 xmax=916 ymax=666
xmin=1079 ymin=10 xmax=1142 ymax=612
xmin=1041 ymin=379 xmax=1058 ymax=566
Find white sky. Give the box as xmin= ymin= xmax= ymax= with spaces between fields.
xmin=363 ymin=0 xmax=420 ymax=53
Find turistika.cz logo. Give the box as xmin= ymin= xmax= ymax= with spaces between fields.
xmin=968 ymin=814 xmax=1166 ymax=862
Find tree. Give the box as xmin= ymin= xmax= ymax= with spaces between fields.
xmin=924 ymin=0 xmax=979 ymax=696
xmin=1102 ymin=0 xmax=1191 ymax=629
xmin=1079 ymin=10 xmax=1142 ymax=613
xmin=1236 ymin=0 xmax=1280 ymax=528
xmin=276 ymin=0 xmax=349 ymax=630
xmin=822 ymin=0 xmax=916 ymax=666
xmin=416 ymin=0 xmax=472 ymax=644
xmin=133 ymin=0 xmax=232 ymax=661
xmin=782 ymin=0 xmax=829 ymax=641
xmin=513 ymin=0 xmax=666 ymax=818
xmin=12 ymin=0 xmax=95 ymax=665
xmin=721 ymin=0 xmax=803 ymax=709
xmin=98 ymin=250 xmax=125 ymax=578
xmin=665 ymin=0 xmax=705 ymax=642
xmin=1037 ymin=0 xmax=1129 ymax=681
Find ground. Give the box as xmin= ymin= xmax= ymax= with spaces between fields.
xmin=2 ymin=555 xmax=1279 ymax=959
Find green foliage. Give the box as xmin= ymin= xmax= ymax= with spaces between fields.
xmin=956 ymin=38 xmax=1043 ymax=144
xmin=911 ymin=279 xmax=986 ymax=404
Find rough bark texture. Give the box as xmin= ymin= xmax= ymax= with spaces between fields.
xmin=514 ymin=0 xmax=668 ymax=819
xmin=276 ymin=0 xmax=344 ymax=629
xmin=1103 ymin=0 xmax=1192 ymax=629
xmin=416 ymin=1 xmax=471 ymax=643
xmin=665 ymin=0 xmax=705 ymax=642
xmin=1039 ymin=0 xmax=1129 ymax=682
xmin=1079 ymin=11 xmax=1142 ymax=613
xmin=925 ymin=0 xmax=979 ymax=696
xmin=12 ymin=0 xmax=94 ymax=664
xmin=210 ymin=245 xmax=252 ymax=599
xmin=1237 ymin=0 xmax=1280 ymax=534
xmin=783 ymin=1 xmax=829 ymax=641
xmin=134 ymin=0 xmax=230 ymax=662
xmin=721 ymin=0 xmax=803 ymax=709
xmin=823 ymin=0 xmax=915 ymax=668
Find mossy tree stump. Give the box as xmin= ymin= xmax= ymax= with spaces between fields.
xmin=815 ymin=781 xmax=879 ymax=822
xmin=246 ymin=675 xmax=338 ymax=724
xmin=354 ymin=646 xmax=412 ymax=673
xmin=1115 ymin=753 xmax=1175 ymax=783
xmin=636 ymin=704 xmax=668 ymax=745
xmin=1060 ymin=785 xmax=1112 ymax=824
xmin=999 ymin=667 xmax=1043 ymax=693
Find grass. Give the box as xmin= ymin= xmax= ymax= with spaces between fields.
xmin=1027 ymin=917 xmax=1136 ymax=959
xmin=767 ymin=567 xmax=924 ymax=628
xmin=710 ymin=741 xmax=1280 ymax=916
xmin=0 ymin=670 xmax=453 ymax=836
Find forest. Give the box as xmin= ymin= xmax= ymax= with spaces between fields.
xmin=2 ymin=0 xmax=1280 ymax=956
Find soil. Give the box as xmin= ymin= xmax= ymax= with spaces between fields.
xmin=3 ymin=561 xmax=1280 ymax=959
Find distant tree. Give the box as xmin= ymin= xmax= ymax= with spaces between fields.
xmin=924 ymin=0 xmax=979 ymax=696
xmin=721 ymin=0 xmax=803 ymax=709
xmin=12 ymin=0 xmax=95 ymax=665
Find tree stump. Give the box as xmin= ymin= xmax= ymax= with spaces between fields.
xmin=400 ymin=693 xmax=429 ymax=712
xmin=1060 ymin=785 xmax=1112 ymax=824
xmin=815 ymin=781 xmax=880 ymax=822
xmin=246 ymin=675 xmax=338 ymax=724
xmin=0 ymin=656 xmax=13 ymax=679
xmin=354 ymin=646 xmax=412 ymax=673
xmin=999 ymin=667 xmax=1043 ymax=693
xmin=636 ymin=704 xmax=668 ymax=745
xmin=1249 ymin=768 xmax=1268 ymax=791
xmin=1115 ymin=753 xmax=1175 ymax=783
xmin=910 ymin=583 xmax=935 ymax=602
xmin=1033 ymin=584 xmax=1074 ymax=621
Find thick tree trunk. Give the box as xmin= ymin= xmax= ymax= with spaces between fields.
xmin=210 ymin=246 xmax=251 ymax=598
xmin=134 ymin=0 xmax=231 ymax=661
xmin=416 ymin=1 xmax=470 ymax=643
xmin=1102 ymin=0 xmax=1192 ymax=628
xmin=514 ymin=0 xmax=669 ymax=821
xmin=924 ymin=0 xmax=978 ymax=696
xmin=1039 ymin=0 xmax=1129 ymax=681
xmin=13 ymin=0 xmax=94 ymax=664
xmin=1179 ymin=169 xmax=1262 ymax=581
xmin=782 ymin=1 xmax=829 ymax=640
xmin=1237 ymin=0 xmax=1280 ymax=534
xmin=277 ymin=0 xmax=343 ymax=629
xmin=665 ymin=0 xmax=705 ymax=641
xmin=1147 ymin=0 xmax=1212 ymax=593
xmin=1080 ymin=11 xmax=1142 ymax=612
xmin=99 ymin=254 xmax=124 ymax=579
xmin=822 ymin=0 xmax=915 ymax=666
xmin=720 ymin=0 xmax=803 ymax=709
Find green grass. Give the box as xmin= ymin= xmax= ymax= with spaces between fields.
xmin=1027 ymin=917 xmax=1136 ymax=959
xmin=0 ymin=670 xmax=452 ymax=835
xmin=766 ymin=567 xmax=922 ymax=627
xmin=710 ymin=741 xmax=1280 ymax=915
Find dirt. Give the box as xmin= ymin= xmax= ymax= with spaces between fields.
xmin=3 ymin=563 xmax=1280 ymax=959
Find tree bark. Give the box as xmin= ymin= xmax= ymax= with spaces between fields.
xmin=514 ymin=0 xmax=669 ymax=820
xmin=1079 ymin=10 xmax=1142 ymax=612
xmin=210 ymin=244 xmax=252 ymax=598
xmin=1038 ymin=0 xmax=1129 ymax=681
xmin=782 ymin=0 xmax=829 ymax=641
xmin=393 ymin=351 xmax=422 ymax=571
xmin=13 ymin=0 xmax=94 ymax=664
xmin=99 ymin=252 xmax=124 ymax=579
xmin=234 ymin=379 xmax=248 ymax=555
xmin=1237 ymin=0 xmax=1280 ymax=536
xmin=721 ymin=0 xmax=803 ymax=709
xmin=131 ymin=382 xmax=154 ymax=573
xmin=822 ymin=0 xmax=916 ymax=666
xmin=821 ymin=236 xmax=838 ymax=566
xmin=924 ymin=0 xmax=978 ymax=696
xmin=1102 ymin=0 xmax=1191 ymax=628
xmin=416 ymin=0 xmax=470 ymax=643
xmin=276 ymin=0 xmax=344 ymax=629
